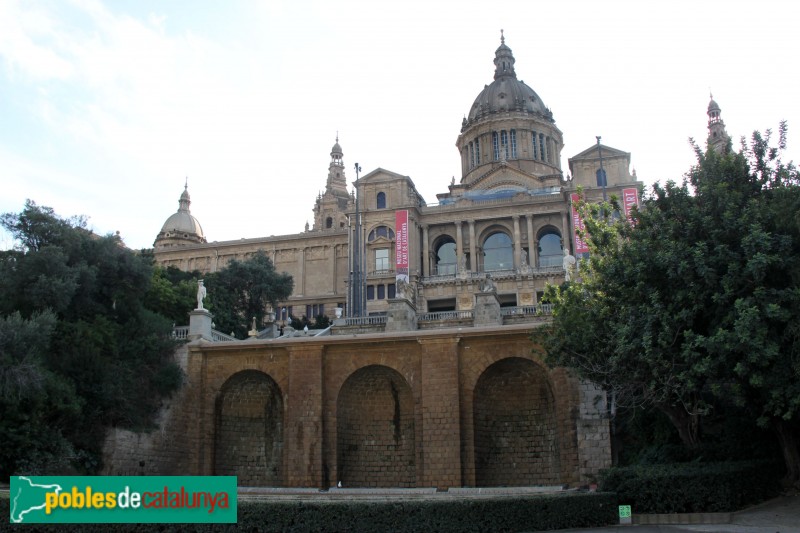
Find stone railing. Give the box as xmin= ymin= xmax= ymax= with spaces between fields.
xmin=417 ymin=310 xmax=474 ymax=322
xmin=171 ymin=326 xmax=236 ymax=342
xmin=500 ymin=304 xmax=553 ymax=317
xmin=342 ymin=316 xmax=388 ymax=326
xmin=211 ymin=330 xmax=237 ymax=342
xmin=172 ymin=326 xmax=189 ymax=340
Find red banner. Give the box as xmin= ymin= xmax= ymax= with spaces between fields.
xmin=622 ymin=187 xmax=639 ymax=225
xmin=570 ymin=194 xmax=589 ymax=254
xmin=395 ymin=210 xmax=409 ymax=282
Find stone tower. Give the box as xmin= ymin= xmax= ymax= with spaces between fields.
xmin=707 ymin=94 xmax=731 ymax=154
xmin=312 ymin=136 xmax=354 ymax=231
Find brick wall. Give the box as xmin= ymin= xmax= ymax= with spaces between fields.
xmin=102 ymin=325 xmax=610 ymax=488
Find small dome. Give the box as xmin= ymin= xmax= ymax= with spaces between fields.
xmin=708 ymin=97 xmax=720 ymax=113
xmin=331 ymin=141 xmax=342 ymax=155
xmin=160 ymin=211 xmax=205 ymax=239
xmin=464 ymin=34 xmax=552 ymax=126
xmin=154 ymin=184 xmax=206 ymax=247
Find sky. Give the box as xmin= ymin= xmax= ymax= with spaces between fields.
xmin=1 ymin=0 xmax=798 ymax=250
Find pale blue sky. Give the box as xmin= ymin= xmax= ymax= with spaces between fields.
xmin=1 ymin=0 xmax=798 ymax=250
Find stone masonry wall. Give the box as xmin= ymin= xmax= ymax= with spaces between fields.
xmin=102 ymin=326 xmax=610 ymax=488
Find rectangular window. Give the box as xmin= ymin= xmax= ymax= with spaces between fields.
xmin=539 ymin=133 xmax=545 ymax=163
xmin=546 ymin=136 xmax=551 ymax=163
xmin=306 ymin=305 xmax=312 ymax=318
xmin=375 ymin=248 xmax=390 ymax=271
xmin=367 ymin=285 xmax=375 ymax=300
xmin=475 ymin=137 xmax=480 ymax=164
xmin=492 ymin=132 xmax=499 ymax=160
xmin=469 ymin=142 xmax=474 ymax=169
xmin=501 ymin=130 xmax=508 ymax=159
xmin=510 ymin=129 xmax=517 ymax=158
xmin=377 ymin=284 xmax=385 ymax=299
xmin=388 ymin=283 xmax=396 ymax=299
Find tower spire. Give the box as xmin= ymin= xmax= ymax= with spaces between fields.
xmin=707 ymin=93 xmax=730 ymax=154
xmin=493 ymin=30 xmax=516 ymax=80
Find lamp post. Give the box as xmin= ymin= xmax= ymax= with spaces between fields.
xmin=596 ymin=136 xmax=607 ymax=202
xmin=352 ymin=162 xmax=364 ymax=317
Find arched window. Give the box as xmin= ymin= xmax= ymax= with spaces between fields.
xmin=538 ymin=230 xmax=562 ymax=267
xmin=492 ymin=132 xmax=500 ymax=161
xmin=368 ymin=226 xmax=395 ymax=242
xmin=376 ymin=192 xmax=386 ymax=209
xmin=475 ymin=137 xmax=481 ymax=164
xmin=501 ymin=130 xmax=509 ymax=160
xmin=325 ymin=217 xmax=333 ymax=229
xmin=483 ymin=232 xmax=513 ymax=271
xmin=434 ymin=238 xmax=457 ymax=275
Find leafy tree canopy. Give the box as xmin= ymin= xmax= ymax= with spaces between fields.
xmin=204 ymin=251 xmax=293 ymax=339
xmin=0 ymin=201 xmax=182 ymax=477
xmin=537 ymin=125 xmax=800 ymax=485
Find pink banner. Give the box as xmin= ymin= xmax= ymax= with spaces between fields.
xmin=622 ymin=187 xmax=639 ymax=225
xmin=570 ymin=194 xmax=589 ymax=254
xmin=395 ymin=210 xmax=409 ymax=281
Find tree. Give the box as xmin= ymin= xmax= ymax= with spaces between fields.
xmin=537 ymin=125 xmax=800 ymax=486
xmin=0 ymin=201 xmax=182 ymax=476
xmin=205 ymin=251 xmax=293 ymax=338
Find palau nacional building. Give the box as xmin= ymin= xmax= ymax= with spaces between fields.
xmin=104 ymin=34 xmax=727 ymax=490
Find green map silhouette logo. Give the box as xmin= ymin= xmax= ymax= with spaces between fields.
xmin=10 ymin=476 xmax=63 ymax=523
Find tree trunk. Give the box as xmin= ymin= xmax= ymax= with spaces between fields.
xmin=659 ymin=404 xmax=701 ymax=449
xmin=774 ymin=419 xmax=800 ymax=488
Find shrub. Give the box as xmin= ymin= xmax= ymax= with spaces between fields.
xmin=0 ymin=492 xmax=617 ymax=532
xmin=600 ymin=459 xmax=782 ymax=513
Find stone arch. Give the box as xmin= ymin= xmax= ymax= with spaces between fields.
xmin=214 ymin=370 xmax=284 ymax=486
xmin=336 ymin=365 xmax=415 ymax=487
xmin=473 ymin=357 xmax=560 ymax=486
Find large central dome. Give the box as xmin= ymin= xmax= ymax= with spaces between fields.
xmin=454 ymin=32 xmax=563 ymax=189
xmin=463 ymin=33 xmax=553 ymax=128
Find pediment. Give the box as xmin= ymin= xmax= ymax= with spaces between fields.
xmin=569 ymin=144 xmax=630 ymax=161
xmin=358 ymin=168 xmax=409 ymax=184
xmin=468 ymin=165 xmax=541 ymax=192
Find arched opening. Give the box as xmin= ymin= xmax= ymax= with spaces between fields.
xmin=483 ymin=232 xmax=513 ymax=271
xmin=377 ymin=192 xmax=386 ymax=209
xmin=325 ymin=217 xmax=333 ymax=229
xmin=215 ymin=370 xmax=284 ymax=486
xmin=337 ymin=365 xmax=415 ymax=487
xmin=473 ymin=358 xmax=559 ymax=486
xmin=434 ymin=237 xmax=457 ymax=275
xmin=537 ymin=229 xmax=562 ymax=267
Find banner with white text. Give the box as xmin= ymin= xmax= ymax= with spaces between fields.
xmin=570 ymin=193 xmax=589 ymax=254
xmin=622 ymin=187 xmax=640 ymax=225
xmin=395 ymin=210 xmax=409 ymax=284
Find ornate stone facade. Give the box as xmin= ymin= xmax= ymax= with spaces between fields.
xmin=152 ymin=36 xmax=641 ymax=322
xmin=118 ymin=34 xmax=658 ymax=488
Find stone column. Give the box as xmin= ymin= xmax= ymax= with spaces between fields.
xmin=285 ymin=345 xmax=325 ymax=487
xmin=455 ymin=221 xmax=463 ymax=263
xmin=513 ymin=215 xmax=521 ymax=270
xmin=298 ymin=247 xmax=306 ymax=296
xmin=418 ymin=337 xmax=462 ymax=488
xmin=422 ymin=225 xmax=430 ymax=277
xmin=468 ymin=220 xmax=477 ymax=272
xmin=526 ymin=214 xmax=535 ymax=265
xmin=561 ymin=211 xmax=570 ymax=252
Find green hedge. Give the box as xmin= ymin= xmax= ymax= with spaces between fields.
xmin=600 ymin=459 xmax=782 ymax=514
xmin=0 ymin=492 xmax=617 ymax=532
